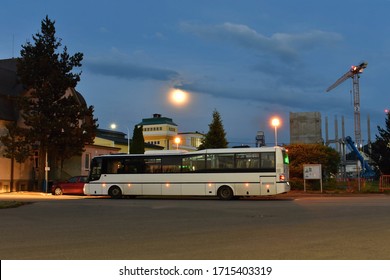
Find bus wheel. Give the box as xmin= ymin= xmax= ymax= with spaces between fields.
xmin=109 ymin=186 xmax=122 ymax=199
xmin=217 ymin=186 xmax=234 ymax=200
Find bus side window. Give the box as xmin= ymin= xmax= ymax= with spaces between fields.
xmin=117 ymin=162 xmax=126 ymax=173
xmin=218 ymin=154 xmax=234 ymax=169
xmin=235 ymin=153 xmax=260 ymax=169
xmin=261 ymin=152 xmax=275 ymax=170
xmin=120 ymin=158 xmax=143 ymax=174
xmin=182 ymin=155 xmax=206 ymax=172
xmin=144 ymin=158 xmax=162 ymax=173
xmin=106 ymin=159 xmax=123 ymax=174
xmin=207 ymin=154 xmax=234 ymax=169
xmin=162 ymin=156 xmax=181 ymax=173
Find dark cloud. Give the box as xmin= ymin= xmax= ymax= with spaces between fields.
xmin=85 ymin=59 xmax=179 ymax=81
xmin=250 ymin=59 xmax=326 ymax=90
xmin=175 ymin=78 xmax=347 ymax=114
xmin=178 ymin=22 xmax=346 ymax=115
xmin=180 ymin=22 xmax=342 ymax=63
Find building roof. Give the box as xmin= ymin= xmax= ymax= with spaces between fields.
xmin=0 ymin=58 xmax=89 ymax=122
xmin=137 ymin=113 xmax=177 ymax=126
xmin=71 ymin=88 xmax=87 ymax=108
xmin=96 ymin=128 xmax=128 ymax=145
xmin=96 ymin=128 xmax=164 ymax=150
xmin=179 ymin=131 xmax=205 ymax=136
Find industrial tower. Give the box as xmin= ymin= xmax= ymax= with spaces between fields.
xmin=326 ymin=61 xmax=367 ymax=148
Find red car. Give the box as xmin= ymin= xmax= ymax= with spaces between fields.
xmin=51 ymin=176 xmax=88 ymax=195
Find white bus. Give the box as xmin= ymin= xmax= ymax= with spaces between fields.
xmin=83 ymin=146 xmax=290 ymax=200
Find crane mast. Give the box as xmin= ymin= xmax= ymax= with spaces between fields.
xmin=326 ymin=61 xmax=367 ymax=148
xmin=352 ymin=74 xmax=361 ymax=147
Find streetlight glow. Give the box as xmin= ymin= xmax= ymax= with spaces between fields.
xmin=271 ymin=118 xmax=280 ymax=127
xmin=271 ymin=117 xmax=281 ymax=146
xmin=174 ymin=137 xmax=181 ymax=150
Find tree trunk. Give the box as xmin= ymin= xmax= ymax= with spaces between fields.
xmin=37 ymin=146 xmax=46 ymax=192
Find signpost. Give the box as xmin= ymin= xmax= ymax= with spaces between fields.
xmin=303 ymin=164 xmax=322 ymax=193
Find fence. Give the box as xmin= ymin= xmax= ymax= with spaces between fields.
xmin=340 ymin=178 xmax=366 ymax=192
xmin=380 ymin=175 xmax=390 ymax=192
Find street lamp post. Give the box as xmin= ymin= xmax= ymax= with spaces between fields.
xmin=126 ymin=127 xmax=130 ymax=154
xmin=44 ymin=148 xmax=49 ymax=193
xmin=271 ymin=117 xmax=280 ymax=146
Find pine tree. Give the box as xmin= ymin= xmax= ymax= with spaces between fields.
xmin=16 ymin=16 xmax=98 ymax=187
xmin=370 ymin=112 xmax=390 ymax=174
xmin=130 ymin=125 xmax=145 ymax=154
xmin=198 ymin=109 xmax=228 ymax=149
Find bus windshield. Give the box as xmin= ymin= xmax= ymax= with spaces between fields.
xmin=89 ymin=157 xmax=102 ymax=181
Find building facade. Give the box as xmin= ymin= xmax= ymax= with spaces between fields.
xmin=0 ymin=58 xmax=33 ymax=192
xmin=137 ymin=113 xmax=204 ymax=151
xmin=137 ymin=113 xmax=178 ymax=150
xmin=94 ymin=128 xmax=164 ymax=153
xmin=177 ymin=131 xmax=204 ymax=151
xmin=290 ymin=112 xmax=323 ymax=144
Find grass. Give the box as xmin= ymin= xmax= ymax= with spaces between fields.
xmin=0 ymin=201 xmax=32 ymax=209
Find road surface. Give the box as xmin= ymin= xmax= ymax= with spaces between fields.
xmin=0 ymin=192 xmax=389 ymax=259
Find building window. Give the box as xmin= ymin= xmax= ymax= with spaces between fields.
xmin=84 ymin=153 xmax=91 ymax=170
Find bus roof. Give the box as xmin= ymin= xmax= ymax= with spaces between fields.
xmin=192 ymin=146 xmax=282 ymax=154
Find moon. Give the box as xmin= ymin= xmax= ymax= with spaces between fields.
xmin=170 ymin=89 xmax=188 ymax=105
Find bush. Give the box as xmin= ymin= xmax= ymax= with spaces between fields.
xmin=289 ymin=178 xmax=304 ymax=190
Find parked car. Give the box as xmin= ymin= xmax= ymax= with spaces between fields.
xmin=51 ymin=176 xmax=88 ymax=195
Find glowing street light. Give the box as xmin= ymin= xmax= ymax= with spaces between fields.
xmin=271 ymin=117 xmax=281 ymax=146
xmin=174 ymin=137 xmax=181 ymax=150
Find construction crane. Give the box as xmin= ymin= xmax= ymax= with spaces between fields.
xmin=326 ymin=61 xmax=368 ymax=148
